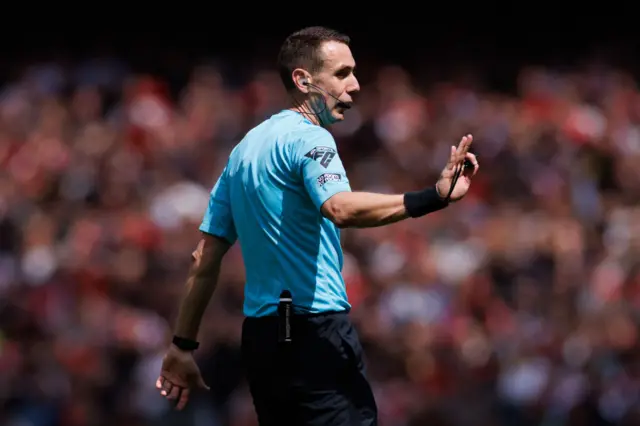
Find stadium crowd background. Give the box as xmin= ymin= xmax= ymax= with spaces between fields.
xmin=1 ymin=26 xmax=640 ymax=426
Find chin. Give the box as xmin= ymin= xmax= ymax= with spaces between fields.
xmin=332 ymin=111 xmax=345 ymax=121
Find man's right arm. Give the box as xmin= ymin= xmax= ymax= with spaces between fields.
xmin=156 ymin=163 xmax=237 ymax=410
xmin=173 ymin=233 xmax=231 ymax=341
xmin=174 ymin=161 xmax=238 ymax=341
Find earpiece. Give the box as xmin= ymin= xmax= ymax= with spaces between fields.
xmin=300 ymin=78 xmax=309 ymax=86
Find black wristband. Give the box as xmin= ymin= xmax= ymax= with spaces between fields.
xmin=403 ymin=186 xmax=449 ymax=218
xmin=172 ymin=336 xmax=200 ymax=351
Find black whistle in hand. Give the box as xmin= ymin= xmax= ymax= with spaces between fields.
xmin=278 ymin=290 xmax=293 ymax=343
xmin=463 ymin=154 xmax=478 ymax=170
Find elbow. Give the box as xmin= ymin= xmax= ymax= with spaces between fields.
xmin=333 ymin=216 xmax=351 ymax=229
xmin=321 ymin=194 xmax=353 ymax=228
xmin=196 ymin=234 xmax=232 ymax=264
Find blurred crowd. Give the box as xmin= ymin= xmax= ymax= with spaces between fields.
xmin=1 ymin=52 xmax=640 ymax=426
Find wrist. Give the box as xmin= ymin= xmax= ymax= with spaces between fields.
xmin=434 ymin=183 xmax=447 ymax=200
xmin=172 ymin=335 xmax=200 ymax=351
xmin=403 ymin=186 xmax=449 ymax=218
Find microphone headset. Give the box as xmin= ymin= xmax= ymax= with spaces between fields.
xmin=300 ymin=78 xmax=351 ymax=109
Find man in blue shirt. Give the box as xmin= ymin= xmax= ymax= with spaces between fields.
xmin=156 ymin=26 xmax=479 ymax=426
xmin=199 ymin=111 xmax=354 ymax=317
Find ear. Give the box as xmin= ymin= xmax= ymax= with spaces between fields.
xmin=292 ymin=69 xmax=310 ymax=93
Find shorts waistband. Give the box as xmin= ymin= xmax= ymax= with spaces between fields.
xmin=245 ymin=309 xmax=350 ymax=321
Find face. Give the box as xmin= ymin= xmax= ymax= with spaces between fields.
xmin=307 ymin=41 xmax=360 ymax=124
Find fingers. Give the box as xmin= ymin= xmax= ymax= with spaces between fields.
xmin=176 ymin=388 xmax=191 ymax=411
xmin=456 ymin=134 xmax=473 ymax=157
xmin=167 ymin=385 xmax=182 ymax=401
xmin=157 ymin=376 xmax=187 ymax=408
xmin=156 ymin=376 xmax=169 ymax=395
xmin=456 ymin=135 xmax=473 ymax=166
xmin=445 ymin=145 xmax=457 ymax=170
xmin=156 ymin=374 xmax=206 ymax=410
xmin=464 ymin=152 xmax=479 ymax=177
xmin=157 ymin=376 xmax=172 ymax=397
xmin=446 ymin=134 xmax=473 ymax=172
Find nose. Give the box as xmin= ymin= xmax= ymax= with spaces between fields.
xmin=347 ymin=75 xmax=360 ymax=94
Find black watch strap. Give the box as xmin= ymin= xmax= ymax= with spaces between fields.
xmin=172 ymin=335 xmax=200 ymax=351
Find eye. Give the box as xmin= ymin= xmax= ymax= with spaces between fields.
xmin=335 ymin=66 xmax=354 ymax=79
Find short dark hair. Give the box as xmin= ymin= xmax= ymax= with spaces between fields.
xmin=277 ymin=26 xmax=350 ymax=92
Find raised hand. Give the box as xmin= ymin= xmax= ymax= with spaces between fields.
xmin=435 ymin=134 xmax=479 ymax=202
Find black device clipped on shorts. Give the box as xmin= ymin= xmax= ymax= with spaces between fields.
xmin=278 ymin=290 xmax=293 ymax=343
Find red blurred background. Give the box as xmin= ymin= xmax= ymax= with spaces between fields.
xmin=1 ymin=19 xmax=640 ymax=426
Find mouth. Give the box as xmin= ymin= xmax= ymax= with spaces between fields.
xmin=336 ymin=101 xmax=352 ymax=110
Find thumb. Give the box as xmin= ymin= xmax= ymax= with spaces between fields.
xmin=197 ymin=375 xmax=210 ymax=391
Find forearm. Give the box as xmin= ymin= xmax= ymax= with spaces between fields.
xmin=323 ymin=187 xmax=448 ymax=228
xmin=173 ymin=264 xmax=221 ymax=340
xmin=334 ymin=192 xmax=408 ymax=228
xmin=173 ymin=236 xmax=228 ymax=340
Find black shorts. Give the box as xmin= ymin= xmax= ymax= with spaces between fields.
xmin=241 ymin=311 xmax=378 ymax=426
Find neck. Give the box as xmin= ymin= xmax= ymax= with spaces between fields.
xmin=289 ymin=102 xmax=321 ymax=126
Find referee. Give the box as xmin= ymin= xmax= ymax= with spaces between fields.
xmin=156 ymin=26 xmax=479 ymax=426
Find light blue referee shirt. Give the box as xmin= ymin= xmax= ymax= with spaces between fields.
xmin=199 ymin=110 xmax=353 ymax=317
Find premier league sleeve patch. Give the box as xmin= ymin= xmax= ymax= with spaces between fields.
xmin=317 ymin=173 xmax=342 ymax=186
xmin=305 ymin=146 xmax=337 ymax=168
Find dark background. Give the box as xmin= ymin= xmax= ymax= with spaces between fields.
xmin=3 ymin=15 xmax=639 ymax=93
